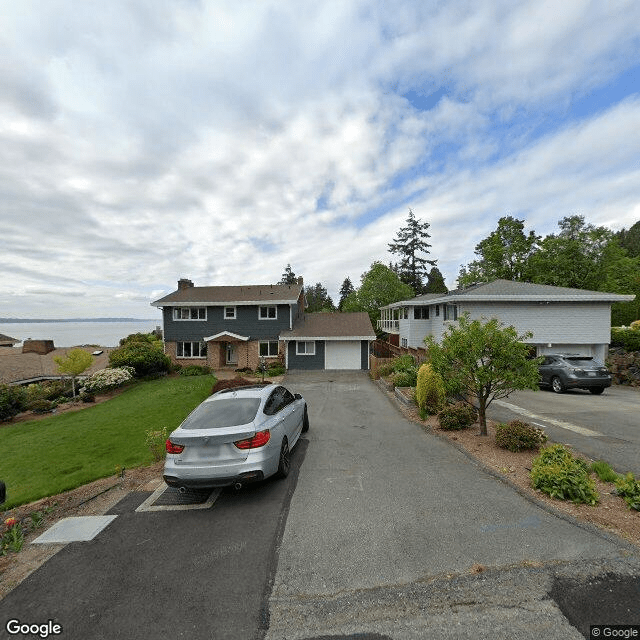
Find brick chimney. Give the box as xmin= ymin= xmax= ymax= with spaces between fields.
xmin=178 ymin=278 xmax=194 ymax=290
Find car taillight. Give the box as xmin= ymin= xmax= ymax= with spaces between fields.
xmin=166 ymin=439 xmax=185 ymax=454
xmin=234 ymin=430 xmax=271 ymax=449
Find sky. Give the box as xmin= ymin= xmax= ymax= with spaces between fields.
xmin=1 ymin=0 xmax=639 ymax=319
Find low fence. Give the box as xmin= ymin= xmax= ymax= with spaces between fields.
xmin=369 ymin=341 xmax=429 ymax=379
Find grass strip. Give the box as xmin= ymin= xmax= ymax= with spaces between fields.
xmin=1 ymin=375 xmax=216 ymax=510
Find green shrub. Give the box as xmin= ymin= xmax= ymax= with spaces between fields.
xmin=267 ymin=363 xmax=286 ymax=376
xmin=437 ymin=402 xmax=477 ymax=430
xmin=43 ymin=379 xmax=74 ymax=401
xmin=530 ymin=444 xmax=598 ymax=505
xmin=614 ymin=473 xmax=640 ymax=511
xmin=145 ymin=427 xmax=168 ymax=462
xmin=590 ymin=460 xmax=620 ymax=483
xmin=495 ymin=420 xmax=548 ymax=452
xmin=80 ymin=392 xmax=96 ymax=403
xmin=0 ymin=385 xmax=27 ymax=422
xmin=30 ymin=399 xmax=55 ymax=414
xmin=391 ymin=369 xmax=418 ymax=387
xmin=179 ymin=365 xmax=211 ymax=376
xmin=119 ymin=332 xmax=162 ymax=346
xmin=415 ymin=363 xmax=446 ymax=415
xmin=610 ymin=327 xmax=640 ymax=351
xmin=109 ymin=342 xmax=171 ymax=376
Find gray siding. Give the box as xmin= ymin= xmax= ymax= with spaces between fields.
xmin=288 ymin=340 xmax=325 ymax=370
xmin=163 ymin=304 xmax=293 ymax=342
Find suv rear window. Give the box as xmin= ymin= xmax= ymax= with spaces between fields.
xmin=182 ymin=398 xmax=261 ymax=429
xmin=563 ymin=357 xmax=599 ymax=367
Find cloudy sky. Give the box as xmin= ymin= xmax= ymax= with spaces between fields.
xmin=1 ymin=1 xmax=639 ymax=319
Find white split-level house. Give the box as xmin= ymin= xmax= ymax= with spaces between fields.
xmin=378 ymin=279 xmax=636 ymax=362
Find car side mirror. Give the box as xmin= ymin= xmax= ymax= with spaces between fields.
xmin=294 ymin=393 xmax=302 ymax=400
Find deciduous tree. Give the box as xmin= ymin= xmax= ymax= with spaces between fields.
xmin=425 ymin=315 xmax=540 ymax=435
xmin=54 ymin=349 xmax=94 ymax=399
xmin=342 ymin=262 xmax=414 ymax=329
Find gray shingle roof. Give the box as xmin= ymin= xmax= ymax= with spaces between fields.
xmin=152 ymin=283 xmax=303 ymax=306
xmin=381 ymin=279 xmax=635 ymax=308
xmin=280 ymin=312 xmax=376 ymax=340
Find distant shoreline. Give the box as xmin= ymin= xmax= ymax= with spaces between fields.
xmin=0 ymin=318 xmax=159 ymax=323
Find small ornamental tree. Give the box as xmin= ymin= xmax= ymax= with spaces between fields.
xmin=54 ymin=349 xmax=93 ymax=399
xmin=425 ymin=314 xmax=541 ymax=435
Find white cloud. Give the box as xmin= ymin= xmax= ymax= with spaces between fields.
xmin=0 ymin=0 xmax=639 ymax=315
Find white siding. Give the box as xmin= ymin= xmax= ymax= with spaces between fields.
xmin=458 ymin=302 xmax=611 ymax=344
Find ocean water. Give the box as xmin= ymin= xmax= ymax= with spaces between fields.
xmin=0 ymin=321 xmax=162 ymax=348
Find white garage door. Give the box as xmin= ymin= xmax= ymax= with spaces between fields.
xmin=325 ymin=341 xmax=362 ymax=369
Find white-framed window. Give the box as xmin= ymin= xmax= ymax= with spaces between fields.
xmin=401 ymin=338 xmax=408 ymax=348
xmin=414 ymin=307 xmax=429 ymax=319
xmin=401 ymin=308 xmax=409 ymax=319
xmin=224 ymin=306 xmax=236 ymax=319
xmin=259 ymin=306 xmax=277 ymax=320
xmin=173 ymin=307 xmax=206 ymax=321
xmin=444 ymin=304 xmax=458 ymax=321
xmin=435 ymin=304 xmax=440 ymax=317
xmin=296 ymin=341 xmax=315 ymax=355
xmin=259 ymin=341 xmax=279 ymax=357
xmin=177 ymin=341 xmax=207 ymax=358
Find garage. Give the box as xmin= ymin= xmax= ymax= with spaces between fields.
xmin=280 ymin=312 xmax=376 ymax=371
xmin=325 ymin=341 xmax=362 ymax=369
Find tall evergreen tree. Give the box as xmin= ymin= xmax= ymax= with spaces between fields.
xmin=424 ymin=266 xmax=448 ymax=293
xmin=338 ymin=277 xmax=355 ymax=311
xmin=280 ymin=264 xmax=297 ymax=284
xmin=616 ymin=220 xmax=640 ymax=258
xmin=388 ymin=208 xmax=437 ymax=294
xmin=305 ymin=283 xmax=335 ymax=312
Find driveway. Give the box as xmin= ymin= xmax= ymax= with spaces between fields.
xmin=488 ymin=385 xmax=640 ymax=475
xmin=267 ymin=371 xmax=639 ymax=640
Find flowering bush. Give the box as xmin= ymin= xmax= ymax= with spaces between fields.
xmin=80 ymin=367 xmax=134 ymax=394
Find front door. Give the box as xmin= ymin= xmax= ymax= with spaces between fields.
xmin=226 ymin=343 xmax=238 ymax=365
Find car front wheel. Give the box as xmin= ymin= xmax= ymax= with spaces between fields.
xmin=589 ymin=387 xmax=605 ymax=395
xmin=302 ymin=405 xmax=309 ymax=433
xmin=276 ymin=438 xmax=290 ymax=478
xmin=551 ymin=376 xmax=565 ymax=394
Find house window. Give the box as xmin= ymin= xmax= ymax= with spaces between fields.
xmin=177 ymin=341 xmax=207 ymax=358
xmin=400 ymin=308 xmax=409 ymax=320
xmin=259 ymin=306 xmax=277 ymax=320
xmin=173 ymin=307 xmax=206 ymax=321
xmin=224 ymin=306 xmax=236 ymax=319
xmin=435 ymin=305 xmax=440 ymax=317
xmin=401 ymin=338 xmax=408 ymax=348
xmin=414 ymin=307 xmax=429 ymax=319
xmin=296 ymin=341 xmax=315 ymax=355
xmin=444 ymin=304 xmax=458 ymax=321
xmin=260 ymin=341 xmax=279 ymax=357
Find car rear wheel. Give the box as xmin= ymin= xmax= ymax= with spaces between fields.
xmin=302 ymin=405 xmax=309 ymax=433
xmin=589 ymin=387 xmax=605 ymax=395
xmin=276 ymin=438 xmax=290 ymax=478
xmin=551 ymin=376 xmax=565 ymax=394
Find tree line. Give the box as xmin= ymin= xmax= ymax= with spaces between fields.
xmin=279 ymin=212 xmax=640 ymax=328
xmin=457 ymin=215 xmax=640 ymax=325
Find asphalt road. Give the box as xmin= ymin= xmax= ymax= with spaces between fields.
xmin=0 ymin=441 xmax=308 ymax=640
xmin=487 ymin=385 xmax=640 ymax=475
xmin=266 ymin=371 xmax=640 ymax=640
xmin=1 ymin=373 xmax=639 ymax=640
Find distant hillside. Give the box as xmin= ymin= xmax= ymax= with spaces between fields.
xmin=0 ymin=318 xmax=158 ymax=323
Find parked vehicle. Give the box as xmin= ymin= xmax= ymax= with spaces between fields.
xmin=538 ymin=354 xmax=612 ymax=394
xmin=164 ymin=384 xmax=309 ymax=490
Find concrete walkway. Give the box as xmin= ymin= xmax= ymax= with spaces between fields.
xmin=266 ymin=371 xmax=639 ymax=639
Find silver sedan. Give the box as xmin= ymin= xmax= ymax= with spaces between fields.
xmin=163 ymin=383 xmax=308 ymax=490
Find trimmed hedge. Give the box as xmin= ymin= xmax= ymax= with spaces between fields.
xmin=611 ymin=327 xmax=640 ymax=351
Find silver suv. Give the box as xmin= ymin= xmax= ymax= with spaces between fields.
xmin=538 ymin=354 xmax=612 ymax=394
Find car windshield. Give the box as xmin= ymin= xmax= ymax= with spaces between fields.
xmin=181 ymin=398 xmax=261 ymax=429
xmin=564 ymin=357 xmax=600 ymax=367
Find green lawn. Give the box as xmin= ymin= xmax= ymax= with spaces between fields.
xmin=0 ymin=375 xmax=216 ymax=511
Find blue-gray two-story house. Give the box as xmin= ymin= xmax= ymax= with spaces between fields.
xmin=151 ymin=278 xmax=375 ymax=371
